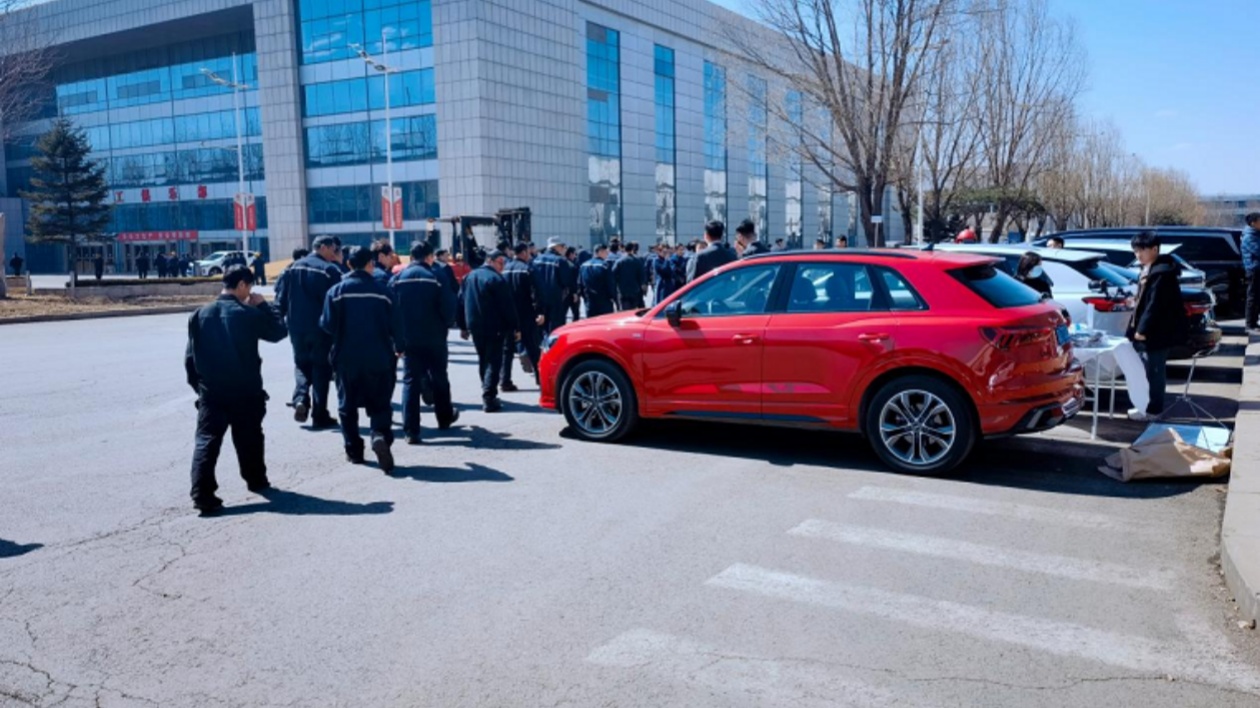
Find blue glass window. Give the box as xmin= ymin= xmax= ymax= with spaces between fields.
xmin=654 ymin=45 xmax=676 ymax=243
xmin=587 ymin=22 xmax=621 ymax=244
xmin=303 ymin=69 xmax=434 ymax=118
xmin=108 ymin=197 xmax=269 ymax=232
xmin=704 ymin=61 xmax=727 ymax=224
xmin=299 ymin=0 xmax=433 ymax=65
xmin=747 ymin=74 xmax=768 ymax=236
xmin=306 ymin=180 xmax=439 ymax=224
xmin=785 ymin=90 xmax=802 ymax=241
xmin=305 ymin=114 xmax=437 ymax=167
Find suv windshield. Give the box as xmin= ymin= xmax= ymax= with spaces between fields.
xmin=1073 ymin=258 xmax=1132 ymax=288
xmin=950 ymin=264 xmax=1042 ymax=308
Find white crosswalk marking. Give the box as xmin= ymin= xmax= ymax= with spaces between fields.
xmin=848 ymin=486 xmax=1147 ymax=532
xmin=788 ymin=519 xmax=1175 ymax=590
xmin=706 ymin=564 xmax=1260 ymax=695
xmin=587 ymin=628 xmax=914 ymax=707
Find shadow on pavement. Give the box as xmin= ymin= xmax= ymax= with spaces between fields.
xmin=217 ymin=489 xmax=394 ymax=517
xmin=0 ymin=539 xmax=43 ymax=558
xmin=391 ymin=462 xmax=514 ymax=483
xmin=596 ymin=419 xmax=1217 ymax=500
xmin=422 ymin=424 xmax=561 ymax=451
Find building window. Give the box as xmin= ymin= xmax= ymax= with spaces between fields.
xmin=305 ymin=114 xmax=438 ymax=167
xmin=306 ymin=180 xmax=439 ymax=225
xmin=817 ymin=109 xmax=833 ymax=244
xmin=298 ymin=0 xmax=434 ymax=65
xmin=747 ymin=74 xmax=768 ymax=237
xmin=654 ymin=45 xmax=676 ymax=244
xmin=302 ymin=69 xmax=435 ymax=118
xmin=785 ymin=91 xmax=802 ymax=246
xmin=587 ymin=22 xmax=621 ymax=245
xmin=703 ymin=61 xmax=727 ymax=225
xmin=108 ymin=197 xmax=269 ymax=232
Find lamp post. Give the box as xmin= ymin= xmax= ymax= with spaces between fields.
xmin=200 ymin=55 xmax=250 ymax=255
xmin=351 ymin=34 xmax=400 ymax=245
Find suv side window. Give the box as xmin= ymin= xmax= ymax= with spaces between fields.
xmin=673 ymin=264 xmax=781 ymax=318
xmin=875 ymin=267 xmax=928 ymax=311
xmin=784 ymin=263 xmax=878 ymax=313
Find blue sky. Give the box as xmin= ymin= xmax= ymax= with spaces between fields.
xmin=712 ymin=0 xmax=1259 ymax=196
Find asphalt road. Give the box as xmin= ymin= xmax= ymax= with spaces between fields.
xmin=1 ymin=313 xmax=1257 ymax=707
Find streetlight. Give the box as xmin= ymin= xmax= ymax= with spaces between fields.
xmin=200 ymin=55 xmax=250 ymax=255
xmin=351 ymin=34 xmax=400 ymax=245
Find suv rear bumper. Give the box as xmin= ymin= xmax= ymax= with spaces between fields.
xmin=986 ymin=387 xmax=1084 ymax=439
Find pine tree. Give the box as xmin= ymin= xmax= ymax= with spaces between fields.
xmin=20 ymin=118 xmax=112 ymax=284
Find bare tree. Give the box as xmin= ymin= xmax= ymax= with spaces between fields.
xmin=973 ymin=0 xmax=1085 ymax=241
xmin=734 ymin=0 xmax=955 ymax=246
xmin=0 ymin=0 xmax=55 ymax=143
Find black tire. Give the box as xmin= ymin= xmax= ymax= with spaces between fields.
xmin=209 ymin=267 xmax=222 ymax=276
xmin=560 ymin=358 xmax=639 ymax=442
xmin=864 ymin=374 xmax=976 ymax=476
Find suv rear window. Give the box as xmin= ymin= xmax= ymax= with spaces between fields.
xmin=950 ymin=264 xmax=1042 ymax=308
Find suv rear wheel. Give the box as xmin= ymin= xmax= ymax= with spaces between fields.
xmin=865 ymin=375 xmax=975 ymax=475
xmin=560 ymin=359 xmax=638 ymax=442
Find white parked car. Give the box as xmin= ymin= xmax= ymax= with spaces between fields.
xmin=929 ymin=244 xmax=1135 ymax=337
xmin=1050 ymin=240 xmax=1206 ymax=288
xmin=195 ymin=251 xmax=252 ymax=276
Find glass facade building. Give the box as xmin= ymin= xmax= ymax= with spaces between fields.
xmin=654 ymin=45 xmax=676 ymax=244
xmin=703 ymin=61 xmax=727 ymax=225
xmin=746 ymin=74 xmax=768 ymax=237
xmin=587 ymin=22 xmax=622 ymax=244
xmin=0 ymin=0 xmax=909 ymax=274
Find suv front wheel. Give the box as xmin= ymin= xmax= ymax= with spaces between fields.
xmin=865 ymin=375 xmax=975 ymax=475
xmin=560 ymin=359 xmax=638 ymax=442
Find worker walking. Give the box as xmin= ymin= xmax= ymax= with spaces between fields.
xmin=460 ymin=250 xmax=519 ymax=412
xmin=275 ymin=235 xmax=342 ymax=429
xmin=530 ymin=236 xmax=572 ymax=337
xmin=612 ymin=241 xmax=646 ymax=310
xmin=320 ymin=247 xmax=402 ymax=472
xmin=390 ymin=242 xmax=459 ymax=444
xmin=184 ymin=266 xmax=288 ymax=515
xmin=580 ymin=244 xmax=617 ymax=317
xmin=501 ymin=242 xmax=543 ymax=392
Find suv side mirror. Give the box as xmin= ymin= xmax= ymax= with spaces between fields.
xmin=666 ymin=300 xmax=683 ymax=327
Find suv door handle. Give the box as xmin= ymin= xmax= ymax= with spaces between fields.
xmin=858 ymin=333 xmax=889 ymax=343
xmin=732 ymin=334 xmax=760 ymax=345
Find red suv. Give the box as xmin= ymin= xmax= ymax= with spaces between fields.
xmin=538 ymin=250 xmax=1084 ymax=475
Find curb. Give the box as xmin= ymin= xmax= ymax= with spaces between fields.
xmin=0 ymin=305 xmax=200 ymax=326
xmin=1222 ymin=338 xmax=1260 ymax=623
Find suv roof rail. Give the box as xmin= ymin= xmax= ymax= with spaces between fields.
xmin=742 ymin=248 xmax=918 ymax=260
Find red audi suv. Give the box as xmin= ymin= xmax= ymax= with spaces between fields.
xmin=538 ymin=249 xmax=1084 ymax=475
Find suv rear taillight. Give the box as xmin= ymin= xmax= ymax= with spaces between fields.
xmin=1082 ymin=296 xmax=1133 ymax=312
xmin=980 ymin=326 xmax=1054 ymax=350
xmin=1184 ymin=301 xmax=1211 ymax=317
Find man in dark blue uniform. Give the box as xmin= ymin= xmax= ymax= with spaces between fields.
xmin=580 ymin=244 xmax=617 ymax=317
xmin=275 ymin=235 xmax=342 ymax=429
xmin=501 ymin=242 xmax=544 ymax=392
xmin=321 ymin=246 xmax=402 ymax=472
xmin=460 ymin=250 xmax=519 ymax=412
xmin=612 ymin=241 xmax=646 ymax=310
xmin=531 ymin=237 xmax=572 ymax=337
xmin=736 ymin=218 xmax=771 ymax=258
xmin=390 ymin=241 xmax=459 ymax=444
xmin=184 ymin=266 xmax=288 ymax=515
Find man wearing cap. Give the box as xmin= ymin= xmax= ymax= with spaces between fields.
xmin=461 ymin=250 xmax=519 ymax=412
xmin=735 ymin=219 xmax=770 ymax=258
xmin=686 ymin=221 xmax=738 ymax=283
xmin=320 ymin=246 xmax=402 ymax=473
xmin=530 ymin=236 xmax=573 ymax=337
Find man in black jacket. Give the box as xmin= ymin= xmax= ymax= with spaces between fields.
xmin=531 ymin=237 xmax=573 ymax=337
xmin=461 ymin=250 xmax=519 ymax=412
xmin=275 ymin=235 xmax=343 ymax=428
xmin=1126 ymin=231 xmax=1189 ymax=421
xmin=735 ymin=218 xmax=770 ymax=258
xmin=185 ymin=266 xmax=289 ymax=515
xmin=391 ymin=241 xmax=459 ymax=444
xmin=135 ymin=252 xmax=149 ymax=279
xmin=687 ymin=221 xmax=738 ymax=283
xmin=502 ymin=242 xmax=544 ymax=392
xmin=321 ymin=247 xmax=402 ymax=471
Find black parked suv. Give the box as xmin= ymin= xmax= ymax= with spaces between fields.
xmin=1034 ymin=227 xmax=1244 ymax=314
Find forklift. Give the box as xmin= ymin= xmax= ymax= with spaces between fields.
xmin=437 ymin=207 xmax=531 ymax=268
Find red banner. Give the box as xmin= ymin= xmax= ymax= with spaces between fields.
xmin=381 ymin=186 xmax=402 ymax=230
xmin=117 ymin=231 xmax=199 ymax=243
xmin=233 ymin=193 xmax=257 ymax=231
